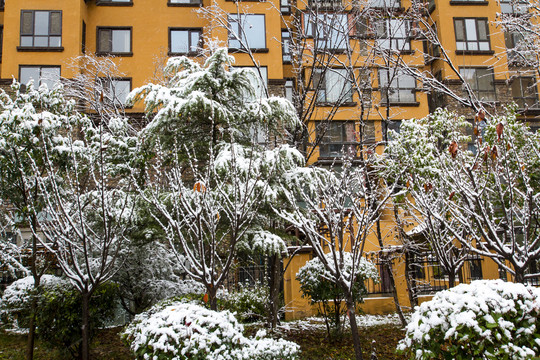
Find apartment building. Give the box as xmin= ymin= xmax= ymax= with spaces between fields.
xmin=0 ymin=0 xmax=537 ymax=316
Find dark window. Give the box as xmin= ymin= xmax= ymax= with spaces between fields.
xmin=0 ymin=26 xmax=3 ymax=62
xmin=469 ymin=259 xmax=483 ymax=280
xmin=20 ymin=10 xmax=62 ymax=48
xmin=169 ymin=28 xmax=202 ymax=55
xmin=317 ymin=121 xmax=357 ymax=158
xmin=512 ymin=76 xmax=539 ymax=109
xmin=229 ymin=14 xmax=266 ymax=50
xmin=97 ymin=0 xmax=133 ymax=4
xmin=379 ymin=69 xmax=416 ymax=104
xmin=82 ymin=21 xmax=86 ymax=54
xmin=454 ymin=18 xmax=490 ymax=52
xmin=460 ymin=67 xmax=496 ymax=102
xmin=312 ymin=68 xmax=353 ymax=103
xmin=19 ymin=65 xmax=61 ymax=89
xmin=282 ymin=30 xmax=291 ymax=62
xmin=97 ymin=27 xmax=132 ymax=55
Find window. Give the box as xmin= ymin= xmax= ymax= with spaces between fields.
xmin=169 ymin=29 xmax=202 ymax=55
xmin=379 ymin=69 xmax=416 ymax=104
xmin=460 ymin=67 xmax=496 ymax=102
xmin=454 ymin=18 xmax=490 ymax=52
xmin=504 ymin=32 xmax=534 ymax=65
xmin=20 ymin=10 xmax=62 ymax=48
xmin=282 ymin=30 xmax=291 ymax=62
xmin=97 ymin=27 xmax=132 ymax=55
xmin=236 ymin=67 xmax=267 ymax=100
xmin=500 ymin=0 xmax=528 ymax=14
xmin=317 ymin=121 xmax=357 ymax=158
xmin=19 ymin=65 xmax=60 ymax=89
xmin=0 ymin=26 xmax=3 ymax=62
xmin=375 ymin=19 xmax=410 ymax=51
xmin=281 ymin=0 xmax=291 ymax=12
xmin=285 ymin=79 xmax=294 ymax=104
xmin=103 ymin=78 xmax=131 ymax=106
xmin=313 ymin=68 xmax=353 ymax=104
xmin=304 ymin=13 xmax=349 ymax=51
xmin=97 ymin=0 xmax=133 ymax=4
xmin=168 ymin=0 xmax=202 ymax=4
xmin=369 ymin=0 xmax=401 ymax=8
xmin=512 ymin=76 xmax=539 ymax=109
xmin=228 ymin=14 xmax=266 ymax=51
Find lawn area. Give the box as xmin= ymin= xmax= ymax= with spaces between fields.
xmin=0 ymin=314 xmax=406 ymax=360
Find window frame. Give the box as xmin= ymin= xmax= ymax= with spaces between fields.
xmin=168 ymin=0 xmax=203 ymax=6
xmin=19 ymin=65 xmax=61 ymax=89
xmin=378 ymin=68 xmax=417 ymax=105
xmin=101 ymin=77 xmax=132 ymax=107
xmin=96 ymin=0 xmax=134 ymax=6
xmin=500 ymin=0 xmax=528 ymax=14
xmin=19 ymin=10 xmax=63 ymax=50
xmin=303 ymin=13 xmax=350 ymax=52
xmin=96 ymin=26 xmax=133 ymax=56
xmin=282 ymin=29 xmax=292 ymax=62
xmin=316 ymin=121 xmax=358 ymax=158
xmin=168 ymin=28 xmax=203 ymax=56
xmin=460 ymin=67 xmax=497 ymax=102
xmin=375 ymin=18 xmax=411 ymax=52
xmin=454 ymin=18 xmax=491 ymax=53
xmin=312 ymin=68 xmax=354 ymax=105
xmin=511 ymin=76 xmax=539 ymax=110
xmin=228 ymin=14 xmax=267 ymax=52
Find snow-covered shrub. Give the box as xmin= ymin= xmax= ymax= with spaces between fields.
xmin=397 ymin=280 xmax=540 ymax=359
xmin=296 ymin=252 xmax=378 ymax=339
xmin=222 ymin=281 xmax=269 ymax=322
xmin=0 ymin=275 xmax=117 ymax=358
xmin=0 ymin=275 xmax=66 ymax=331
xmin=122 ymin=301 xmax=300 ymax=360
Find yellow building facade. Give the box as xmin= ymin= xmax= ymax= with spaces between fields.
xmin=0 ymin=0 xmax=537 ymax=317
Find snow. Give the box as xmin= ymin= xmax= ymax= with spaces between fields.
xmin=398 ymin=280 xmax=540 ymax=359
xmin=122 ymin=301 xmax=300 ymax=360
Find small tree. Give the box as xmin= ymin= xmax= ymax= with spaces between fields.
xmin=131 ymin=49 xmax=301 ymax=311
xmin=278 ymin=158 xmax=397 ymax=360
xmin=296 ymin=252 xmax=378 ymax=340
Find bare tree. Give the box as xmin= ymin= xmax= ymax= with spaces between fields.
xmin=277 ymin=157 xmax=401 ymax=360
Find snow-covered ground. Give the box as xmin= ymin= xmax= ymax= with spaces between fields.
xmin=276 ymin=313 xmax=406 ymax=334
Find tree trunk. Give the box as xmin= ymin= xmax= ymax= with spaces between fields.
xmin=267 ymin=254 xmax=281 ymax=329
xmin=448 ymin=271 xmax=456 ymax=289
xmin=376 ymin=217 xmax=406 ymax=327
xmin=209 ymin=287 xmax=218 ymax=311
xmin=514 ymin=270 xmax=525 ymax=284
xmin=81 ymin=291 xmax=90 ymax=360
xmin=346 ymin=299 xmax=364 ymax=360
xmin=26 ymin=231 xmax=40 ymax=360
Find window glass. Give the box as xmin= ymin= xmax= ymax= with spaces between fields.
xmin=20 ymin=10 xmax=62 ymax=48
xmin=98 ymin=28 xmax=131 ymax=53
xmin=460 ymin=67 xmax=496 ymax=101
xmin=512 ymin=76 xmax=539 ymax=109
xmin=20 ymin=66 xmax=60 ymax=89
xmin=454 ymin=18 xmax=490 ymax=52
xmin=229 ymin=14 xmax=266 ymax=50
xmin=103 ymin=79 xmax=131 ymax=105
xmin=170 ymin=29 xmax=201 ymax=54
xmin=379 ymin=69 xmax=416 ymax=103
xmin=313 ymin=68 xmax=352 ymax=103
xmin=317 ymin=121 xmax=357 ymax=157
xmin=282 ymin=30 xmax=291 ymax=62
xmin=304 ymin=13 xmax=349 ymax=51
xmin=376 ymin=19 xmax=410 ymax=51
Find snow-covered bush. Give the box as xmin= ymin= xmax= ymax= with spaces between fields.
xmin=122 ymin=301 xmax=300 ymax=360
xmin=397 ymin=280 xmax=540 ymax=359
xmin=296 ymin=252 xmax=378 ymax=339
xmin=0 ymin=275 xmax=67 ymax=331
xmin=222 ymin=281 xmax=269 ymax=322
